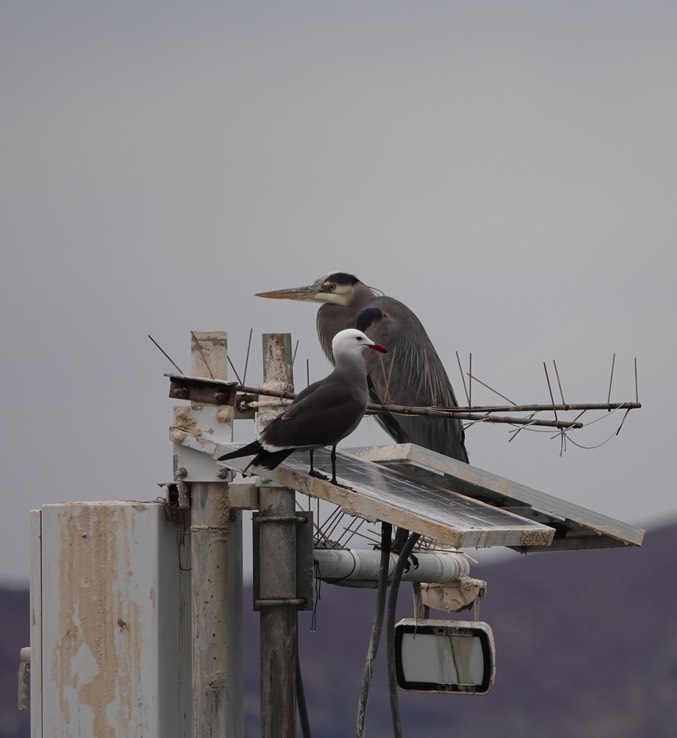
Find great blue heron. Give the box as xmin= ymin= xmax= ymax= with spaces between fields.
xmin=257 ymin=272 xmax=469 ymax=463
xmin=218 ymin=328 xmax=387 ymax=484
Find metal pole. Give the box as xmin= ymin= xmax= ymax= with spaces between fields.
xmin=189 ymin=331 xmax=243 ymax=737
xmin=257 ymin=334 xmax=298 ymax=738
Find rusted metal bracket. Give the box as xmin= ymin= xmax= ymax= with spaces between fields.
xmin=166 ymin=373 xmax=256 ymax=419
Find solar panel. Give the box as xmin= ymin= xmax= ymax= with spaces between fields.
xmin=347 ymin=443 xmax=645 ymax=551
xmin=217 ymin=445 xmax=554 ymax=550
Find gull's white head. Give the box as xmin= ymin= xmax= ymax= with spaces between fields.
xmin=331 ymin=328 xmax=387 ymax=360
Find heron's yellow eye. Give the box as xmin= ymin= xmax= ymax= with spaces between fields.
xmin=326 ymin=283 xmax=336 ymax=292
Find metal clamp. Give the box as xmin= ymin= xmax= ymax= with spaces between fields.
xmin=252 ymin=515 xmax=308 ymax=525
xmin=254 ymin=598 xmax=307 ymax=607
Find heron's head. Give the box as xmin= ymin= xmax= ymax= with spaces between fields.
xmin=256 ymin=272 xmax=369 ymax=307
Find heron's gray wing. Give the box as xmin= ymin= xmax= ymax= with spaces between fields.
xmin=357 ymin=297 xmax=469 ymax=462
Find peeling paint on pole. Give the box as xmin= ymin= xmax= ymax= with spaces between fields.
xmin=257 ymin=333 xmax=295 ymax=431
xmin=187 ymin=330 xmax=243 ymax=738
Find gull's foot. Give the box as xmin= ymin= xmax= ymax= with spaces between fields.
xmin=308 ymin=469 xmax=329 ymax=481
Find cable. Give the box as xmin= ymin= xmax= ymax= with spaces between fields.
xmin=297 ymin=654 xmax=312 ymax=738
xmin=386 ymin=532 xmax=421 ymax=738
xmin=356 ymin=522 xmax=392 ymax=738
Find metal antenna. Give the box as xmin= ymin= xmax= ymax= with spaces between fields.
xmin=607 ymin=353 xmax=616 ymax=404
xmin=543 ymin=362 xmax=559 ymax=425
xmin=615 ymin=408 xmax=631 ymax=436
xmin=190 ymin=332 xmax=215 ymax=379
xmin=226 ymin=355 xmax=244 ymax=386
xmin=507 ymin=412 xmax=538 ymax=443
xmin=553 ymin=359 xmax=566 ymax=404
xmin=557 ymin=408 xmax=629 ymax=450
xmin=190 ymin=330 xmax=245 ymax=384
xmin=336 ymin=516 xmax=368 ymax=547
xmin=466 ymin=371 xmax=517 ymax=406
xmin=148 ymin=334 xmax=184 ymax=374
xmin=241 ymin=328 xmax=254 ymax=387
xmin=323 ymin=506 xmax=349 ymax=542
xmin=456 ymin=351 xmax=471 ymax=407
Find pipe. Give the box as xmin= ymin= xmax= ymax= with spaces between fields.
xmin=314 ymin=548 xmax=469 ymax=586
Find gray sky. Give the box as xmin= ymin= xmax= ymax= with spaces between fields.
xmin=2 ymin=1 xmax=675 ymax=584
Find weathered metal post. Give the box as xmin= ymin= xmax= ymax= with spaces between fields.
xmin=256 ymin=334 xmax=298 ymax=738
xmin=188 ymin=331 xmax=243 ymax=737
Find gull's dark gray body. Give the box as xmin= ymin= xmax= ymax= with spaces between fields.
xmin=218 ymin=328 xmax=387 ymax=481
xmin=258 ymin=272 xmax=469 ymax=464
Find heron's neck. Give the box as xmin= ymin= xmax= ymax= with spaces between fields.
xmin=317 ymin=283 xmax=377 ymax=361
xmin=350 ymin=281 xmax=377 ymax=306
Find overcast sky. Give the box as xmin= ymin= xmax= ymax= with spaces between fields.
xmin=2 ymin=1 xmax=675 ymax=584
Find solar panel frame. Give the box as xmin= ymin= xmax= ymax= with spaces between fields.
xmin=347 ymin=443 xmax=645 ymax=551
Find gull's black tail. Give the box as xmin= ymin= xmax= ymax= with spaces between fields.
xmin=218 ymin=441 xmax=294 ymax=472
xmin=218 ymin=440 xmax=264 ymax=462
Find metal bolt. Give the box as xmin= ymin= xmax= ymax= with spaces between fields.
xmin=175 ymin=467 xmax=188 ymax=480
xmin=175 ymin=387 xmax=189 ymax=400
xmin=217 ymin=468 xmax=229 ymax=480
xmin=214 ymin=391 xmax=228 ymax=404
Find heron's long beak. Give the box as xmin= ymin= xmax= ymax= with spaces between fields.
xmin=256 ymin=285 xmax=318 ymax=301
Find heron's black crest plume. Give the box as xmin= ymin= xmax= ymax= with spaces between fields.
xmin=326 ymin=272 xmax=360 ymax=286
